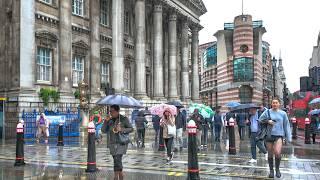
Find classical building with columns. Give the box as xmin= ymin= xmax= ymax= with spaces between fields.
xmin=0 ymin=0 xmax=207 ymax=106
xmin=199 ymin=14 xmax=274 ymax=111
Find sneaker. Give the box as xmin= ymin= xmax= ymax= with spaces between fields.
xmin=170 ymin=152 xmax=174 ymax=161
xmin=265 ymin=153 xmax=268 ymax=160
xmin=249 ymin=159 xmax=257 ymax=163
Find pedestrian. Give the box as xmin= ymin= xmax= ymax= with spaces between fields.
xmin=202 ymin=117 xmax=210 ymax=148
xmin=36 ymin=113 xmax=49 ymax=144
xmin=90 ymin=111 xmax=103 ymax=143
xmin=135 ymin=110 xmax=148 ymax=148
xmin=160 ymin=109 xmax=176 ymax=163
xmin=310 ymin=114 xmax=319 ymax=144
xmin=225 ymin=109 xmax=235 ymax=135
xmin=213 ymin=110 xmax=224 ymax=142
xmin=248 ymin=108 xmax=267 ymax=163
xmin=174 ymin=107 xmax=186 ymax=152
xmin=259 ymin=97 xmax=292 ymax=178
xmin=236 ymin=112 xmax=247 ymax=140
xmin=103 ymin=105 xmax=133 ymax=180
xmin=189 ymin=109 xmax=205 ymax=150
xmin=152 ymin=115 xmax=161 ymax=145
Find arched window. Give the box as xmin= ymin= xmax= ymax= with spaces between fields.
xmin=239 ymin=85 xmax=253 ymax=104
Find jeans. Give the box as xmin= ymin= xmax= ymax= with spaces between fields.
xmin=214 ymin=124 xmax=222 ymax=141
xmin=95 ymin=123 xmax=102 ymax=139
xmin=137 ymin=129 xmax=145 ymax=145
xmin=196 ymin=130 xmax=202 ymax=147
xmin=202 ymin=126 xmax=208 ymax=145
xmin=238 ymin=126 xmax=245 ymax=140
xmin=175 ymin=128 xmax=183 ymax=148
xmin=250 ymin=132 xmax=267 ymax=159
xmin=164 ymin=137 xmax=174 ymax=157
xmin=112 ymin=154 xmax=123 ymax=171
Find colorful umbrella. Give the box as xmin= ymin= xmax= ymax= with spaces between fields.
xmin=150 ymin=104 xmax=177 ymax=117
xmin=309 ymin=98 xmax=320 ymax=105
xmin=225 ymin=102 xmax=241 ymax=108
xmin=308 ymin=109 xmax=320 ymax=115
xmin=189 ymin=103 xmax=214 ymax=118
xmin=96 ymin=94 xmax=143 ymax=108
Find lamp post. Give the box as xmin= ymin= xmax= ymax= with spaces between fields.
xmin=272 ymin=57 xmax=277 ymax=97
xmin=78 ymin=80 xmax=89 ymax=146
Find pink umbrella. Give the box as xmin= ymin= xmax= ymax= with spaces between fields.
xmin=150 ymin=104 xmax=177 ymax=117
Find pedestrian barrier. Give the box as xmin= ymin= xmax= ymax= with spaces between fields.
xmin=22 ymin=108 xmax=80 ymax=139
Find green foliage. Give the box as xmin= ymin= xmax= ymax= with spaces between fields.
xmin=39 ymin=88 xmax=60 ymax=106
xmin=74 ymin=90 xmax=80 ymax=99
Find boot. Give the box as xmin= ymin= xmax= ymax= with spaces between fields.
xmin=275 ymin=157 xmax=282 ymax=178
xmin=119 ymin=171 xmax=124 ymax=180
xmin=268 ymin=158 xmax=274 ymax=178
xmin=114 ymin=171 xmax=119 ymax=180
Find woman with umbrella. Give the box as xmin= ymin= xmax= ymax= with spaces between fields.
xmin=103 ymin=105 xmax=133 ymax=180
xmin=160 ymin=108 xmax=176 ymax=163
xmin=309 ymin=111 xmax=320 ymax=144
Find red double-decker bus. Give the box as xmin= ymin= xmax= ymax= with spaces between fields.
xmin=290 ymin=91 xmax=319 ymax=129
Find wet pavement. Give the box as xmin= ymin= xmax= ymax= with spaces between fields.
xmin=1 ymin=129 xmax=320 ymax=179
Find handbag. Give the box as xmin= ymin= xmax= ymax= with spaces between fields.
xmin=167 ymin=124 xmax=176 ymax=137
xmin=118 ymin=133 xmax=131 ymax=145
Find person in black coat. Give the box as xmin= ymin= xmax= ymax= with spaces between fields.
xmin=152 ymin=115 xmax=161 ymax=144
xmin=135 ymin=111 xmax=148 ymax=148
xmin=310 ymin=114 xmax=319 ymax=144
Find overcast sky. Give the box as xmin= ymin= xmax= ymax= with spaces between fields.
xmin=199 ymin=0 xmax=320 ymax=92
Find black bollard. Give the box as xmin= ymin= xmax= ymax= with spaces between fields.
xmin=305 ymin=118 xmax=311 ymax=144
xmin=228 ymin=118 xmax=236 ymax=155
xmin=86 ymin=122 xmax=97 ymax=172
xmin=187 ymin=120 xmax=200 ymax=180
xmin=291 ymin=117 xmax=297 ymax=139
xmin=14 ymin=122 xmax=25 ymax=166
xmin=57 ymin=123 xmax=64 ymax=146
xmin=158 ymin=126 xmax=165 ymax=151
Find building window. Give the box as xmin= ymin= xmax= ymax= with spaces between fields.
xmin=233 ymin=57 xmax=254 ymax=82
xmin=41 ymin=0 xmax=52 ymax=4
xmin=124 ymin=11 xmax=130 ymax=34
xmin=203 ymin=44 xmax=217 ymax=69
xmin=239 ymin=85 xmax=253 ymax=104
xmin=262 ymin=47 xmax=267 ymax=64
xmin=37 ymin=47 xmax=52 ymax=82
xmin=124 ymin=67 xmax=131 ymax=90
xmin=72 ymin=0 xmax=84 ymax=16
xmin=72 ymin=56 xmax=84 ymax=86
xmin=100 ymin=0 xmax=109 ymax=26
xmin=101 ymin=62 xmax=110 ymax=88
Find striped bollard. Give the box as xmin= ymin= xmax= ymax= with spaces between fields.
xmin=228 ymin=118 xmax=236 ymax=155
xmin=187 ymin=120 xmax=200 ymax=180
xmin=291 ymin=117 xmax=297 ymax=139
xmin=14 ymin=121 xmax=25 ymax=166
xmin=86 ymin=121 xmax=97 ymax=172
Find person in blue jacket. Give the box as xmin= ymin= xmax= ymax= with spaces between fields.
xmin=259 ymin=97 xmax=292 ymax=178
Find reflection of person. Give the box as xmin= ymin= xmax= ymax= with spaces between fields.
xmin=104 ymin=105 xmax=133 ymax=180
xmin=259 ymin=97 xmax=292 ymax=178
xmin=160 ymin=109 xmax=175 ymax=163
xmin=36 ymin=113 xmax=49 ymax=144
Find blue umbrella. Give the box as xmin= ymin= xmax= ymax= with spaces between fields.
xmin=96 ymin=94 xmax=143 ymax=108
xmin=225 ymin=102 xmax=241 ymax=108
xmin=231 ymin=103 xmax=259 ymax=112
xmin=308 ymin=109 xmax=320 ymax=115
xmin=309 ymin=98 xmax=320 ymax=105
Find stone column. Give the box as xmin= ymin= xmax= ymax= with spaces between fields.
xmin=164 ymin=26 xmax=169 ymax=99
xmin=191 ymin=26 xmax=200 ymax=102
xmin=112 ymin=0 xmax=124 ymax=93
xmin=168 ymin=12 xmax=178 ymax=100
xmin=153 ymin=2 xmax=164 ymax=99
xmin=59 ymin=0 xmax=72 ymax=94
xmin=90 ymin=0 xmax=101 ymax=99
xmin=134 ymin=0 xmax=147 ymax=98
xmin=20 ymin=0 xmax=35 ymax=89
xmin=181 ymin=21 xmax=190 ymax=101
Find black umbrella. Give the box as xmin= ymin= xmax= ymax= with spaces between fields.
xmin=166 ymin=101 xmax=184 ymax=108
xmin=231 ymin=103 xmax=260 ymax=112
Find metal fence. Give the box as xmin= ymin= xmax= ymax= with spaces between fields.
xmin=22 ymin=108 xmax=80 ymax=139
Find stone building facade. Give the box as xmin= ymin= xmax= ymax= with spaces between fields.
xmin=0 ymin=0 xmax=206 ymax=138
xmin=0 ymin=0 xmax=206 ymax=103
xmin=199 ymin=14 xmax=274 ymax=111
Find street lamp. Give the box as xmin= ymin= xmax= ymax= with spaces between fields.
xmin=272 ymin=57 xmax=277 ymax=97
